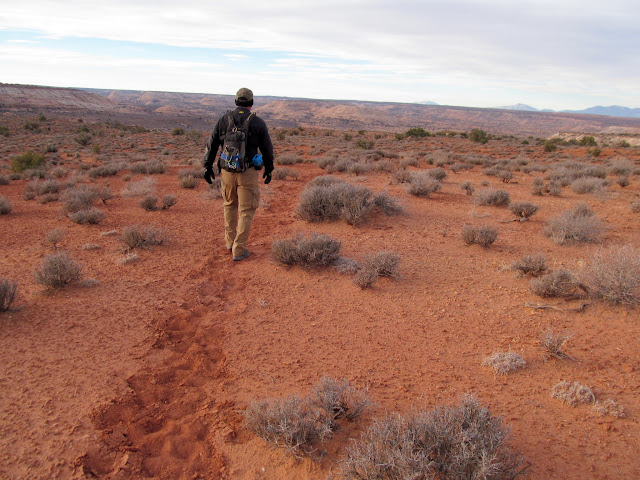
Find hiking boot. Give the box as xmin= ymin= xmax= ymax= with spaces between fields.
xmin=232 ymin=250 xmax=250 ymax=262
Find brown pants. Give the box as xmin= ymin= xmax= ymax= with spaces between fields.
xmin=221 ymin=168 xmax=260 ymax=257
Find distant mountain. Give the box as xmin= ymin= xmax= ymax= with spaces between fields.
xmin=417 ymin=100 xmax=439 ymax=105
xmin=562 ymin=105 xmax=640 ymax=119
xmin=498 ymin=103 xmax=539 ymax=112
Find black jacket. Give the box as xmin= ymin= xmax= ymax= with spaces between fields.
xmin=203 ymin=107 xmax=274 ymax=173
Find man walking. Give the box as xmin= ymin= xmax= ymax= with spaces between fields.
xmin=203 ymin=88 xmax=274 ymax=261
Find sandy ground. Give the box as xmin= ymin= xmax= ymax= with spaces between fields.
xmin=1 ymin=118 xmax=639 ymax=479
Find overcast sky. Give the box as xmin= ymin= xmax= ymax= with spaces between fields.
xmin=0 ymin=0 xmax=638 ymax=110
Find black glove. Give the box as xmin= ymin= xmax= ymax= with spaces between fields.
xmin=263 ymin=170 xmax=272 ymax=185
xmin=204 ymin=167 xmax=214 ymax=184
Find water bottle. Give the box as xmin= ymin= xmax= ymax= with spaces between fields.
xmin=252 ymin=154 xmax=264 ymax=169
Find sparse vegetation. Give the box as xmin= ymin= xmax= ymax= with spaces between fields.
xmin=512 ymin=253 xmax=547 ymax=277
xmin=582 ymin=245 xmax=640 ymax=306
xmin=310 ymin=377 xmax=371 ymax=427
xmin=0 ymin=197 xmax=13 ymax=215
xmin=45 ymin=228 xmax=66 ymax=249
xmin=271 ymin=233 xmax=341 ymax=268
xmin=139 ymin=195 xmax=159 ymax=211
xmin=540 ymin=330 xmax=573 ymax=360
xmin=0 ymin=279 xmax=18 ymax=312
xmin=406 ymin=173 xmax=442 ymax=197
xmin=592 ymin=399 xmax=625 ymax=418
xmin=474 ymin=188 xmax=510 ymax=206
xmin=470 ymin=128 xmax=489 ymax=144
xmin=34 ymin=252 xmax=82 ymax=288
xmin=68 ymin=207 xmax=106 ymax=225
xmin=530 ymin=269 xmax=582 ymax=298
xmin=11 ymin=151 xmax=45 ymax=173
xmin=161 ymin=194 xmax=178 ymax=209
xmin=544 ymin=204 xmax=605 ymax=244
xmin=462 ymin=225 xmax=498 ymax=247
xmin=551 ymin=381 xmax=595 ymax=407
xmin=509 ymin=201 xmax=539 ymax=219
xmin=120 ymin=225 xmax=168 ymax=250
xmin=482 ymin=352 xmax=526 ymax=375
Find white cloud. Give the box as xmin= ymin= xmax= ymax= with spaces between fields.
xmin=0 ymin=1 xmax=638 ymax=109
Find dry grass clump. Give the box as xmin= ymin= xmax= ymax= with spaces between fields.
xmin=373 ymin=191 xmax=403 ymax=215
xmin=551 ymin=381 xmax=595 ymax=407
xmin=569 ymin=177 xmax=607 ymax=194
xmin=45 ymin=228 xmax=66 ymax=249
xmin=297 ymin=182 xmax=400 ymax=226
xmin=460 ymin=181 xmax=474 ymax=195
xmin=121 ymin=177 xmax=156 ymax=197
xmin=462 ymin=225 xmax=498 ymax=247
xmin=509 ymin=201 xmax=539 ymax=220
xmin=307 ymin=175 xmax=344 ymax=187
xmin=592 ymin=399 xmax=625 ymax=418
xmin=272 ymin=167 xmax=299 ymax=180
xmin=342 ymin=395 xmax=526 ymax=480
xmin=129 ymin=160 xmax=166 ymax=175
xmin=544 ymin=203 xmax=605 ymax=244
xmin=540 ymin=330 xmax=573 ymax=360
xmin=245 ymin=377 xmax=370 ymax=457
xmin=311 ymin=377 xmax=371 ymax=428
xmin=120 ymin=225 xmax=168 ymax=250
xmin=34 ymin=252 xmax=82 ymax=288
xmin=161 ymin=194 xmax=178 ymax=209
xmin=117 ymin=253 xmax=140 ymax=265
xmin=139 ymin=195 xmax=158 ymax=211
xmin=272 ymin=233 xmax=341 ymax=268
xmin=482 ymin=352 xmax=527 ymax=375
xmin=530 ymin=269 xmax=582 ymax=298
xmin=474 ymin=188 xmax=510 ymax=206
xmin=0 ymin=196 xmax=12 ymax=214
xmin=629 ymin=200 xmax=640 ymax=213
xmin=406 ymin=173 xmax=442 ymax=197
xmin=512 ymin=253 xmax=548 ymax=277
xmin=426 ymin=167 xmax=447 ymax=181
xmin=61 ymin=185 xmax=99 ymax=214
xmin=68 ymin=207 xmax=106 ymax=225
xmin=353 ymin=252 xmax=401 ymax=289
xmin=581 ymin=245 xmax=640 ymax=306
xmin=0 ymin=279 xmax=18 ymax=312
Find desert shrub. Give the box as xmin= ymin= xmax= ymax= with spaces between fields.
xmin=0 ymin=279 xmax=18 ymax=312
xmin=0 ymin=176 xmax=10 ymax=185
xmin=373 ymin=192 xmax=403 ymax=216
xmin=82 ymin=243 xmax=100 ymax=250
xmin=570 ymin=177 xmax=607 ymax=194
xmin=273 ymin=167 xmax=298 ymax=180
xmin=38 ymin=179 xmax=62 ymax=195
xmin=548 ymin=182 xmax=562 ymax=196
xmin=34 ymin=252 xmax=82 ymax=288
xmin=161 ymin=194 xmax=178 ymax=209
xmin=531 ymin=178 xmax=545 ymax=196
xmin=616 ymin=176 xmax=629 ymax=187
xmin=582 ymin=245 xmax=640 ymax=305
xmin=592 ymin=399 xmax=625 ymax=418
xmin=363 ymin=251 xmax=401 ymax=278
xmin=120 ymin=225 xmax=168 ymax=250
xmin=130 ymin=160 xmax=167 ymax=175
xmin=62 ymin=185 xmax=99 ymax=214
xmin=276 ymin=154 xmax=304 ymax=165
xmin=353 ymin=267 xmax=379 ymax=289
xmin=46 ymin=228 xmax=66 ymax=249
xmin=474 ymin=188 xmax=510 ymax=206
xmin=608 ymin=158 xmax=633 ymax=176
xmin=631 ymin=201 xmax=640 ymax=213
xmin=406 ymin=173 xmax=441 ymax=197
xmin=530 ymin=269 xmax=581 ymax=298
xmin=171 ymin=127 xmax=185 ymax=136
xmin=482 ymin=352 xmax=526 ymax=375
xmin=509 ymin=201 xmax=539 ymax=219
xmin=462 ymin=225 xmax=497 ymax=247
xmin=307 ymin=175 xmax=344 ymax=188
xmin=460 ymin=181 xmax=474 ymax=195
xmin=139 ymin=196 xmax=158 ymax=211
xmin=348 ymin=162 xmax=372 ymax=176
xmin=342 ymin=395 xmax=526 ymax=480
xmin=310 ymin=377 xmax=371 ymax=428
xmin=117 ymin=253 xmax=140 ymax=265
xmin=498 ymin=170 xmax=513 ymax=183
xmin=75 ymin=132 xmax=92 ymax=146
xmin=271 ymin=233 xmax=341 ymax=268
xmin=540 ymin=330 xmax=572 ymax=360
xmin=11 ymin=151 xmax=45 ymax=173
xmin=551 ymin=381 xmax=595 ymax=407
xmin=469 ymin=128 xmax=489 ymax=144
xmin=392 ymin=169 xmax=414 ymax=184
xmin=314 ymin=156 xmax=336 ymax=169
xmin=122 ymin=177 xmax=156 ymax=197
xmin=512 ymin=253 xmax=547 ymax=277
xmin=544 ymin=204 xmax=605 ymax=244
xmin=426 ymin=167 xmax=447 ymax=181
xmin=180 ymin=175 xmax=199 ymax=189
xmin=0 ymin=197 xmax=13 ymax=215
xmin=245 ymin=395 xmax=331 ymax=457
xmin=333 ymin=257 xmax=361 ymax=275
xmin=68 ymin=208 xmax=106 ymax=225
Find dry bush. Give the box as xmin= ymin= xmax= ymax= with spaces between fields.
xmin=353 ymin=267 xmax=379 ymax=289
xmin=373 ymin=192 xmax=403 ymax=216
xmin=310 ymin=377 xmax=371 ymax=427
xmin=616 ymin=176 xmax=630 ymax=187
xmin=608 ymin=158 xmax=633 ymax=176
xmin=474 ymin=188 xmax=510 ymax=206
xmin=245 ymin=395 xmax=331 ymax=457
xmin=139 ymin=195 xmax=158 ymax=211
xmin=38 ymin=179 xmax=62 ymax=195
xmin=0 ymin=279 xmax=18 ymax=312
xmin=307 ymin=175 xmax=344 ymax=187
xmin=0 ymin=175 xmax=10 ymax=185
xmin=34 ymin=252 xmax=82 ymax=288
xmin=342 ymin=395 xmax=526 ymax=480
xmin=333 ymin=257 xmax=360 ymax=275
xmin=509 ymin=201 xmax=539 ymax=219
xmin=121 ymin=225 xmax=168 ymax=250
xmin=582 ymin=245 xmax=640 ymax=305
xmin=45 ymin=228 xmax=66 ymax=249
xmin=68 ymin=207 xmax=106 ymax=225
xmin=61 ymin=185 xmax=99 ymax=214
xmin=630 ymin=201 xmax=640 ymax=213
xmin=129 ymin=160 xmax=166 ymax=175
xmin=363 ymin=251 xmax=401 ymax=278
xmin=540 ymin=330 xmax=573 ymax=360
xmin=551 ymin=381 xmax=595 ymax=407
xmin=544 ymin=204 xmax=605 ymax=244
xmin=461 ymin=181 xmax=474 ymax=195
xmin=462 ymin=225 xmax=498 ymax=247
xmin=121 ymin=177 xmax=157 ymax=197
xmin=161 ymin=194 xmax=178 ymax=209
xmin=0 ymin=197 xmax=12 ymax=214
xmin=530 ymin=270 xmax=582 ymax=298
xmin=180 ymin=175 xmax=200 ymax=189
xmin=406 ymin=173 xmax=442 ymax=197
xmin=38 ymin=193 xmax=58 ymax=204
xmin=482 ymin=352 xmax=527 ymax=375
xmin=392 ymin=169 xmax=414 ymax=184
xmin=271 ymin=233 xmax=341 ymax=268
xmin=512 ymin=253 xmax=547 ymax=277
xmin=341 ymin=186 xmax=375 ymax=225
xmin=570 ymin=177 xmax=607 ymax=194
xmin=273 ymin=167 xmax=298 ymax=180
xmin=592 ymin=399 xmax=625 ymax=418
xmin=117 ymin=253 xmax=140 ymax=265
xmin=426 ymin=167 xmax=447 ymax=181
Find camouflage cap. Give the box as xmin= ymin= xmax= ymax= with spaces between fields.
xmin=235 ymin=87 xmax=253 ymax=104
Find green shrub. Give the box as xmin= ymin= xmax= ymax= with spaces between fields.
xmin=470 ymin=128 xmax=489 ymax=144
xmin=579 ymin=136 xmax=597 ymax=147
xmin=405 ymin=127 xmax=430 ymax=137
xmin=11 ymin=151 xmax=45 ymax=173
xmin=172 ymin=127 xmax=185 ymax=136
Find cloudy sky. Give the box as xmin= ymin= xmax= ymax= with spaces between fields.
xmin=0 ymin=0 xmax=638 ymax=110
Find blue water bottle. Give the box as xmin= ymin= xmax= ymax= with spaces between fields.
xmin=252 ymin=154 xmax=264 ymax=169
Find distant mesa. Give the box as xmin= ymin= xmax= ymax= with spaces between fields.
xmin=416 ymin=100 xmax=439 ymax=105
xmin=498 ymin=104 xmax=540 ymax=112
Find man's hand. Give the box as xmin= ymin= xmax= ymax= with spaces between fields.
xmin=263 ymin=169 xmax=272 ymax=185
xmin=204 ymin=167 xmax=214 ymax=184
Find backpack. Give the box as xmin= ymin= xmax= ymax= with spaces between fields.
xmin=220 ymin=110 xmax=255 ymax=173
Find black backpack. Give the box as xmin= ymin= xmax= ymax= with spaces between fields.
xmin=220 ymin=110 xmax=255 ymax=173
